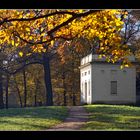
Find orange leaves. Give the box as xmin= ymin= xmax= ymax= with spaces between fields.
xmin=57 ymin=44 xmax=65 ymax=64
xmin=0 ymin=9 xmax=130 ymax=66
xmin=74 ymin=41 xmax=84 ymax=53
xmin=112 ymin=49 xmax=120 ymax=55
xmin=32 ymin=44 xmax=46 ymax=53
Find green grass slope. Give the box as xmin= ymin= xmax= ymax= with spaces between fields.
xmin=83 ymin=104 xmax=140 ymax=130
xmin=0 ymin=106 xmax=68 ymax=130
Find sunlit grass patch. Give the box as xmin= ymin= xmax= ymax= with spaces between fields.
xmin=0 ymin=106 xmax=68 ymax=130
xmin=82 ymin=104 xmax=140 ymax=130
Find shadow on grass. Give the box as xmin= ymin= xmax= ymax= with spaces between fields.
xmin=83 ymin=105 xmax=140 ymax=130
xmin=0 ymin=106 xmax=68 ymax=130
xmin=0 ymin=106 xmax=68 ymax=120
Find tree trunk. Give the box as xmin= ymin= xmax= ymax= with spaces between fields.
xmin=71 ymin=61 xmax=76 ymax=106
xmin=13 ymin=76 xmax=23 ymax=108
xmin=72 ymin=91 xmax=76 ymax=106
xmin=5 ymin=75 xmax=9 ymax=109
xmin=34 ymin=79 xmax=39 ymax=107
xmin=63 ymin=85 xmax=67 ymax=106
xmin=34 ymin=93 xmax=37 ymax=107
xmin=72 ymin=78 xmax=76 ymax=106
xmin=72 ymin=79 xmax=76 ymax=106
xmin=57 ymin=94 xmax=60 ymax=105
xmin=0 ymin=74 xmax=4 ymax=109
xmin=43 ymin=53 xmax=53 ymax=106
xmin=34 ymin=78 xmax=42 ymax=107
xmin=23 ymin=69 xmax=27 ymax=107
xmin=62 ymin=71 xmax=67 ymax=106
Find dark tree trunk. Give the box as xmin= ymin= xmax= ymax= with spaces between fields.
xmin=34 ymin=93 xmax=37 ymax=107
xmin=63 ymin=85 xmax=67 ymax=106
xmin=72 ymin=92 xmax=76 ymax=106
xmin=72 ymin=78 xmax=76 ymax=106
xmin=57 ymin=94 xmax=60 ymax=105
xmin=34 ymin=78 xmax=41 ymax=107
xmin=71 ymin=61 xmax=76 ymax=106
xmin=13 ymin=76 xmax=23 ymax=108
xmin=5 ymin=75 xmax=9 ymax=109
xmin=34 ymin=79 xmax=38 ymax=107
xmin=23 ymin=69 xmax=27 ymax=107
xmin=0 ymin=74 xmax=4 ymax=109
xmin=43 ymin=53 xmax=53 ymax=106
xmin=72 ymin=81 xmax=76 ymax=106
xmin=62 ymin=71 xmax=67 ymax=106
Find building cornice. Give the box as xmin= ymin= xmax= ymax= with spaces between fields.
xmin=79 ymin=62 xmax=91 ymax=69
xmin=79 ymin=61 xmax=139 ymax=69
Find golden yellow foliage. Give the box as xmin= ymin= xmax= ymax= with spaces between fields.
xmin=19 ymin=51 xmax=23 ymax=57
xmin=0 ymin=9 xmax=130 ymax=66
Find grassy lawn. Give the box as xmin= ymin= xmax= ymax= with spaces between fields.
xmin=82 ymin=104 xmax=140 ymax=130
xmin=0 ymin=106 xmax=68 ymax=130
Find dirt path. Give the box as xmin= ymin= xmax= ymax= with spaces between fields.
xmin=47 ymin=106 xmax=89 ymax=131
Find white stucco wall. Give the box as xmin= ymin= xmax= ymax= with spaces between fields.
xmin=91 ymin=63 xmax=136 ymax=104
xmin=80 ymin=64 xmax=92 ymax=104
xmin=80 ymin=54 xmax=136 ymax=105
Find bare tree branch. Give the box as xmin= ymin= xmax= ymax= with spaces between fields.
xmin=0 ymin=61 xmax=43 ymax=75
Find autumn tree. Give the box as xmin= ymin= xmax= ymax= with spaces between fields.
xmin=0 ymin=44 xmax=20 ymax=108
xmin=0 ymin=9 xmax=130 ymax=106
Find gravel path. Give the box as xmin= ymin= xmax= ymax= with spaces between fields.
xmin=47 ymin=106 xmax=89 ymax=131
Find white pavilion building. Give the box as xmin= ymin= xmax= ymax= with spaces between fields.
xmin=79 ymin=54 xmax=137 ymax=105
